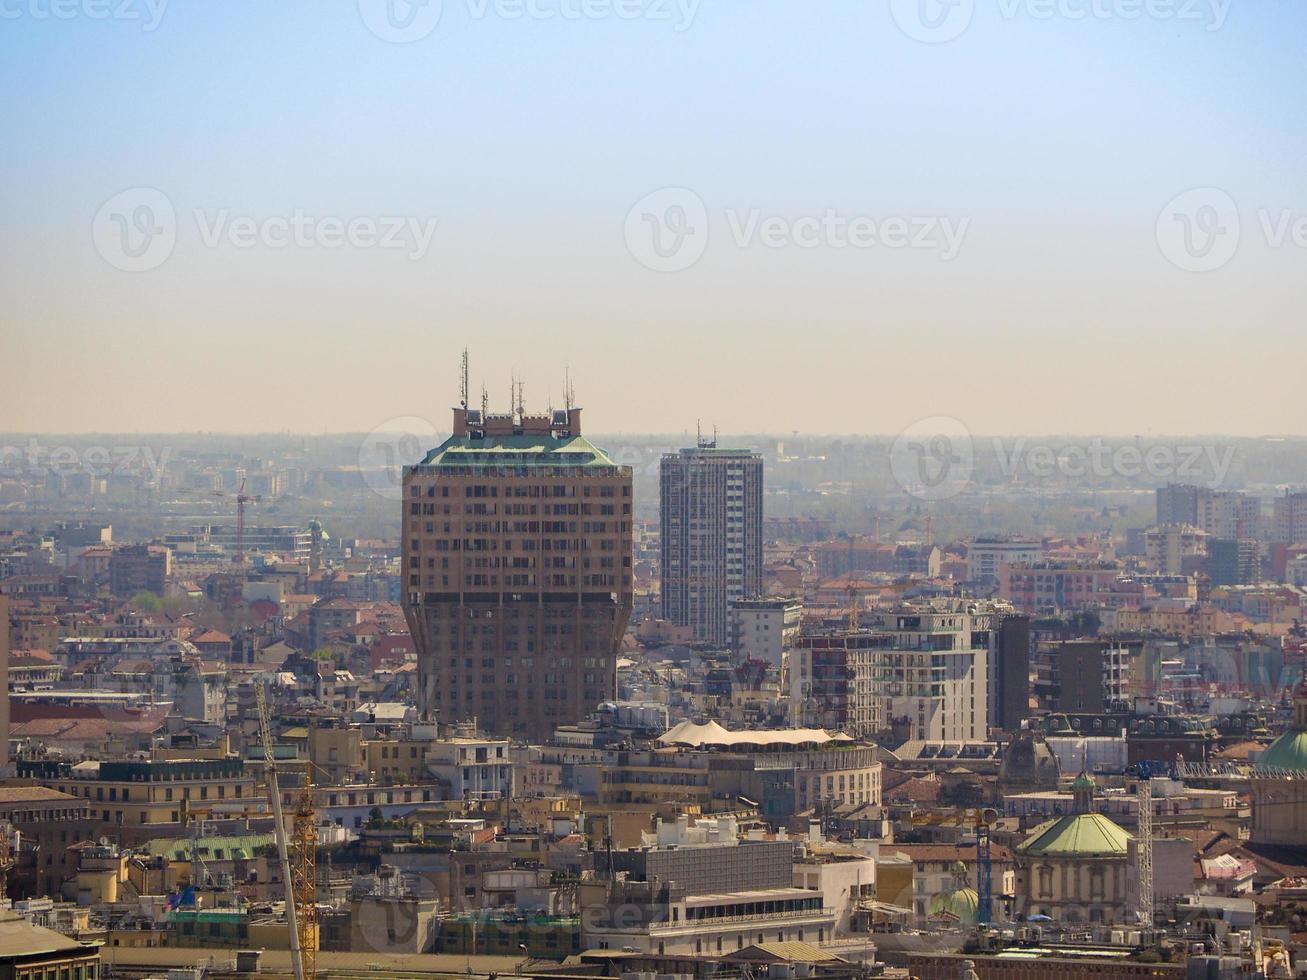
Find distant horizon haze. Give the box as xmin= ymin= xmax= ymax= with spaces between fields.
xmin=3 ymin=2 xmax=1305 ymax=435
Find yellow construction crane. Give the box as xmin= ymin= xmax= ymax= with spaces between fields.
xmin=292 ymin=769 xmax=318 ymax=980
xmin=255 ymin=683 xmax=314 ymax=980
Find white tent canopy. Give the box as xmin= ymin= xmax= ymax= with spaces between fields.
xmin=658 ymin=719 xmax=850 ymax=748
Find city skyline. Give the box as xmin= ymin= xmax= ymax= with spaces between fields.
xmin=4 ymin=0 xmax=1307 ymax=970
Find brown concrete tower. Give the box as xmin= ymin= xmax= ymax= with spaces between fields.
xmin=401 ymin=378 xmax=633 ymax=740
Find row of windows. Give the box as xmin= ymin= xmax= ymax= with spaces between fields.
xmin=412 ymin=483 xmax=628 ymax=498
xmin=17 ymin=960 xmax=98 ymax=980
xmin=54 ymin=782 xmax=242 ymax=802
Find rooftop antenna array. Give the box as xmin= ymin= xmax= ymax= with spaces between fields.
xmin=459 ymin=348 xmax=469 ymax=409
xmin=564 ymin=367 xmax=576 ymax=412
xmin=481 ymin=383 xmax=488 ymax=419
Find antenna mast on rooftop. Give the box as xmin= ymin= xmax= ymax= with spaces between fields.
xmin=481 ymin=383 xmax=488 ymax=419
xmin=459 ymin=348 xmax=469 ymax=409
xmin=564 ymin=367 xmax=575 ymax=412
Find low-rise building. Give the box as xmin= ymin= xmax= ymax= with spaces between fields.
xmin=584 ymin=816 xmax=837 ymax=955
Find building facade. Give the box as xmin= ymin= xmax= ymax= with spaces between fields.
xmin=729 ymin=596 xmax=801 ymax=667
xmin=660 ymin=445 xmax=763 ymax=648
xmin=1013 ymin=774 xmax=1131 ymax=924
xmin=968 ymin=539 xmax=1042 ymax=585
xmin=402 ymin=402 xmax=633 ymax=740
xmin=1143 ymin=523 xmax=1207 ymax=575
xmin=790 ymin=600 xmax=993 ymax=742
xmin=1273 ymin=491 xmax=1307 ymax=544
xmin=585 ymin=817 xmax=837 ymax=955
xmin=109 ymin=545 xmax=171 ymax=597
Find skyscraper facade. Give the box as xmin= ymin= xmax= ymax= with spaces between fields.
xmin=659 ymin=445 xmax=763 ymax=647
xmin=402 ymin=402 xmax=633 ymax=741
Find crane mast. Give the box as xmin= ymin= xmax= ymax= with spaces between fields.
xmin=1136 ymin=776 xmax=1153 ymax=928
xmin=256 ymin=682 xmax=306 ymax=980
xmin=293 ymin=770 xmax=318 ymax=980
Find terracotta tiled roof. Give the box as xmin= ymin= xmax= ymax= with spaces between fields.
xmin=885 ymin=776 xmax=942 ymax=805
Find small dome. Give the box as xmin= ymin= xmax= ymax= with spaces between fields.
xmin=929 ymin=886 xmax=980 ymax=925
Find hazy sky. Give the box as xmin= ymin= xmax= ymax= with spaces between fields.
xmin=3 ymin=0 xmax=1305 ymax=437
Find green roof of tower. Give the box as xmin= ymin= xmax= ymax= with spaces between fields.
xmin=416 ymin=434 xmax=620 ymax=468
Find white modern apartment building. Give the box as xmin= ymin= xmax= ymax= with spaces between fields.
xmin=789 ymin=599 xmax=994 ymax=742
xmin=968 ymin=538 xmax=1042 ymax=584
xmin=1274 ymin=492 xmax=1307 ymax=545
xmin=1144 ymin=523 xmax=1208 ymax=575
xmin=729 ymin=596 xmax=801 ymax=666
xmin=425 ymin=735 xmax=514 ymax=801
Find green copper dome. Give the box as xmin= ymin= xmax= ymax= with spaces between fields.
xmin=1257 ymin=730 xmax=1307 ymax=773
xmin=929 ymin=886 xmax=980 ymax=924
xmin=1017 ymin=812 xmax=1131 ymax=857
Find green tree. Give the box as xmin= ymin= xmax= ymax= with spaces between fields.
xmin=130 ymin=591 xmax=163 ymax=614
